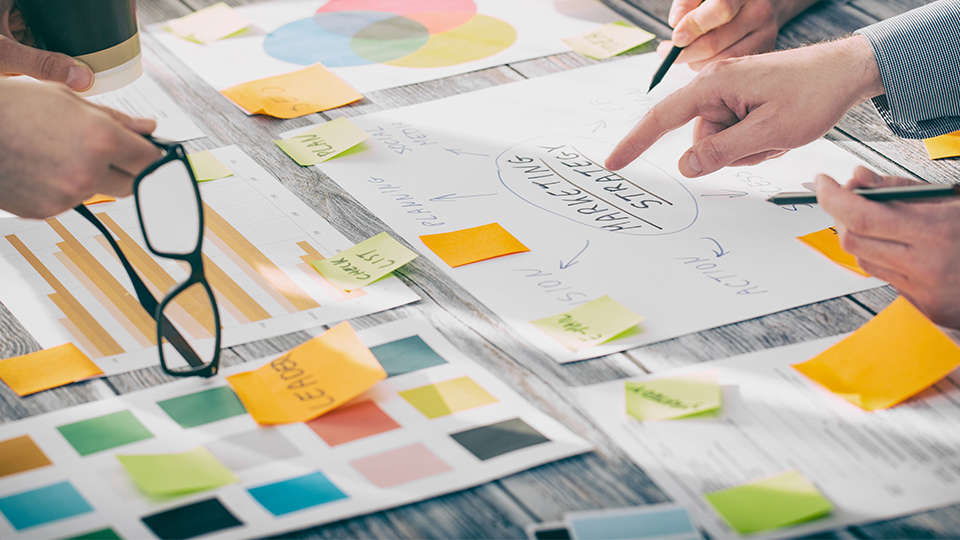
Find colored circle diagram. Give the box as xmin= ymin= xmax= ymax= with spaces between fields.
xmin=263 ymin=0 xmax=517 ymax=68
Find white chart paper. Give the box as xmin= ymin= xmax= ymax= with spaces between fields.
xmin=309 ymin=53 xmax=883 ymax=362
xmin=577 ymin=337 xmax=960 ymax=539
xmin=0 ymin=145 xmax=419 ymax=375
xmin=0 ymin=317 xmax=591 ymax=539
xmin=87 ymin=76 xmax=206 ymax=142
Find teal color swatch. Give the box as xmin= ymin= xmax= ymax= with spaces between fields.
xmin=247 ymin=471 xmax=347 ymax=516
xmin=157 ymin=386 xmax=247 ymax=428
xmin=0 ymin=481 xmax=93 ymax=530
xmin=370 ymin=336 xmax=447 ymax=377
xmin=57 ymin=410 xmax=153 ymax=456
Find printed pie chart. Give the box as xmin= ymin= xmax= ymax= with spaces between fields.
xmin=263 ymin=0 xmax=517 ymax=68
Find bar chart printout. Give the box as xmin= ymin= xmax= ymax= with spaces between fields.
xmin=0 ymin=145 xmax=419 ymax=375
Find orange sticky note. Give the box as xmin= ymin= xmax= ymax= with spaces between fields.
xmin=420 ymin=223 xmax=529 ymax=267
xmin=221 ymin=65 xmax=362 ymax=119
xmin=793 ymin=297 xmax=960 ymax=411
xmin=0 ymin=343 xmax=104 ymax=396
xmin=923 ymin=130 xmax=960 ymax=160
xmin=226 ymin=321 xmax=386 ymax=424
xmin=798 ymin=227 xmax=869 ymax=277
xmin=83 ymin=194 xmax=115 ymax=205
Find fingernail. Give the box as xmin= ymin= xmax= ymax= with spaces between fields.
xmin=801 ymin=182 xmax=816 ymax=192
xmin=668 ymin=7 xmax=682 ymax=26
xmin=66 ymin=64 xmax=94 ymax=91
xmin=673 ymin=31 xmax=690 ymax=47
xmin=687 ymin=153 xmax=702 ymax=175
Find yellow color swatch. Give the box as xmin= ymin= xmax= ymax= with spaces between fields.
xmin=705 ymin=469 xmax=832 ymax=534
xmin=165 ymin=2 xmax=252 ymax=44
xmin=399 ymin=376 xmax=498 ymax=419
xmin=222 ymin=65 xmax=363 ymax=119
xmin=923 ymin=130 xmax=960 ymax=160
xmin=227 ymin=321 xmax=386 ymax=424
xmin=0 ymin=343 xmax=104 ymax=396
xmin=531 ymin=295 xmax=644 ymax=351
xmin=563 ymin=22 xmax=655 ymax=60
xmin=275 ymin=118 xmax=370 ymax=166
xmin=625 ymin=369 xmax=721 ymax=421
xmin=419 ymin=223 xmax=529 ymax=267
xmin=116 ymin=446 xmax=238 ymax=497
xmin=311 ymin=232 xmax=417 ymax=291
xmin=83 ymin=195 xmax=115 ymax=205
xmin=798 ymin=227 xmax=869 ymax=277
xmin=187 ymin=150 xmax=233 ymax=182
xmin=793 ymin=296 xmax=960 ymax=411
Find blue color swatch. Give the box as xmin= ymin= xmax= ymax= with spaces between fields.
xmin=567 ymin=505 xmax=699 ymax=540
xmin=247 ymin=471 xmax=348 ymax=516
xmin=0 ymin=481 xmax=93 ymax=530
xmin=370 ymin=335 xmax=447 ymax=377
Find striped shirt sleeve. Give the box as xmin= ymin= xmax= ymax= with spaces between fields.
xmin=855 ymin=0 xmax=960 ymax=139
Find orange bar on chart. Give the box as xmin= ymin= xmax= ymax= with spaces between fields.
xmin=202 ymin=253 xmax=272 ymax=324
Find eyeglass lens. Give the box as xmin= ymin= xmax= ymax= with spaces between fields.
xmin=159 ymin=280 xmax=219 ymax=373
xmin=136 ymin=159 xmax=202 ymax=257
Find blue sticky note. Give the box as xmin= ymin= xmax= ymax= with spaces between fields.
xmin=0 ymin=481 xmax=93 ymax=530
xmin=566 ymin=504 xmax=701 ymax=540
xmin=247 ymin=471 xmax=347 ymax=516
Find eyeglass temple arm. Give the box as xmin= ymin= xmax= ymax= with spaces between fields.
xmin=74 ymin=204 xmax=205 ymax=368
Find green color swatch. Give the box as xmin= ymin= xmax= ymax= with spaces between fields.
xmin=66 ymin=527 xmax=122 ymax=540
xmin=704 ymin=469 xmax=832 ymax=534
xmin=117 ymin=446 xmax=239 ymax=497
xmin=57 ymin=410 xmax=153 ymax=456
xmin=370 ymin=335 xmax=447 ymax=377
xmin=625 ymin=370 xmax=721 ymax=421
xmin=157 ymin=386 xmax=247 ymax=428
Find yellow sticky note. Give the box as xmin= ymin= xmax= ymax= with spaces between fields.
xmin=165 ymin=3 xmax=252 ymax=44
xmin=187 ymin=150 xmax=233 ymax=182
xmin=0 ymin=343 xmax=103 ymax=396
xmin=705 ymin=470 xmax=832 ymax=534
xmin=531 ymin=295 xmax=644 ymax=351
xmin=83 ymin=194 xmax=115 ymax=205
xmin=116 ymin=446 xmax=238 ymax=497
xmin=222 ymin=65 xmax=363 ymax=119
xmin=420 ymin=223 xmax=529 ymax=267
xmin=923 ymin=130 xmax=960 ymax=160
xmin=311 ymin=232 xmax=417 ymax=292
xmin=625 ymin=369 xmax=721 ymax=421
xmin=226 ymin=321 xmax=386 ymax=424
xmin=793 ymin=297 xmax=960 ymax=411
xmin=798 ymin=227 xmax=869 ymax=277
xmin=276 ymin=118 xmax=371 ymax=166
xmin=562 ymin=22 xmax=655 ymax=60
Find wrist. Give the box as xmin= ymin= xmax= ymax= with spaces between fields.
xmin=843 ymin=34 xmax=885 ymax=102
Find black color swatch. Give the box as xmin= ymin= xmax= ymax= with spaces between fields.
xmin=534 ymin=526 xmax=571 ymax=540
xmin=141 ymin=498 xmax=242 ymax=540
xmin=450 ymin=418 xmax=550 ymax=461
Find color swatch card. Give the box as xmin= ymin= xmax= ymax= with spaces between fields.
xmin=0 ymin=145 xmax=418 ymax=376
xmin=0 ymin=317 xmax=590 ymax=539
xmin=577 ymin=337 xmax=960 ymax=539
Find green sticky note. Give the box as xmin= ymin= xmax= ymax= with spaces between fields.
xmin=625 ymin=369 xmax=721 ymax=421
xmin=705 ymin=469 xmax=833 ymax=534
xmin=311 ymin=232 xmax=417 ymax=291
xmin=275 ymin=117 xmax=371 ymax=166
xmin=562 ymin=22 xmax=655 ymax=60
xmin=530 ymin=295 xmax=643 ymax=351
xmin=57 ymin=410 xmax=154 ymax=456
xmin=116 ymin=446 xmax=238 ymax=497
xmin=187 ymin=150 xmax=233 ymax=182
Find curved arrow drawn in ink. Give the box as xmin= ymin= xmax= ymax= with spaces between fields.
xmin=560 ymin=240 xmax=590 ymax=270
xmin=430 ymin=193 xmax=498 ymax=202
xmin=700 ymin=237 xmax=730 ymax=258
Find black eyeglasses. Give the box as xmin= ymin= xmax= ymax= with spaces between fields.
xmin=74 ymin=136 xmax=221 ymax=378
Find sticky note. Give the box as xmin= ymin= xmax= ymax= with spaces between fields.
xmin=420 ymin=223 xmax=529 ymax=267
xmin=227 ymin=321 xmax=386 ymax=424
xmin=924 ymin=130 xmax=960 ymax=160
xmin=165 ymin=3 xmax=251 ymax=44
xmin=625 ymin=370 xmax=721 ymax=421
xmin=187 ymin=150 xmax=233 ymax=182
xmin=116 ymin=446 xmax=238 ymax=497
xmin=311 ymin=232 xmax=417 ymax=291
xmin=793 ymin=296 xmax=960 ymax=411
xmin=222 ymin=65 xmax=362 ymax=119
xmin=0 ymin=343 xmax=103 ymax=396
xmin=83 ymin=194 xmax=115 ymax=205
xmin=705 ymin=469 xmax=831 ymax=534
xmin=531 ymin=295 xmax=643 ymax=351
xmin=399 ymin=376 xmax=498 ymax=419
xmin=797 ymin=227 xmax=869 ymax=277
xmin=275 ymin=118 xmax=371 ymax=166
xmin=563 ymin=22 xmax=655 ymax=60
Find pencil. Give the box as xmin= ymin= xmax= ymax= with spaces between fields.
xmin=766 ymin=183 xmax=960 ymax=205
xmin=648 ymin=44 xmax=682 ymax=92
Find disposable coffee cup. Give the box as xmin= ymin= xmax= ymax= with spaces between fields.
xmin=15 ymin=0 xmax=143 ymax=96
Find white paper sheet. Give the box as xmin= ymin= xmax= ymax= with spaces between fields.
xmin=149 ymin=0 xmax=622 ymax=94
xmin=86 ymin=76 xmax=206 ymax=141
xmin=0 ymin=317 xmax=591 ymax=539
xmin=306 ymin=52 xmax=884 ymax=362
xmin=0 ymin=145 xmax=419 ymax=375
xmin=576 ymin=337 xmax=960 ymax=539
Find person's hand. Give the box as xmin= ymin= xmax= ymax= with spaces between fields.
xmin=817 ymin=166 xmax=960 ymax=329
xmin=606 ymin=35 xmax=884 ymax=176
xmin=0 ymin=0 xmax=94 ymax=91
xmin=664 ymin=0 xmax=819 ymax=70
xmin=0 ymin=79 xmax=160 ymax=219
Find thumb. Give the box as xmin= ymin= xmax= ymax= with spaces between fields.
xmin=680 ymin=117 xmax=773 ymax=177
xmin=0 ymin=36 xmax=93 ymax=91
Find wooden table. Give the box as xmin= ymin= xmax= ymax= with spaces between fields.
xmin=1 ymin=0 xmax=955 ymax=537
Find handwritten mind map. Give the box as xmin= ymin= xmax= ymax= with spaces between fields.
xmin=151 ymin=0 xmax=621 ymax=94
xmin=302 ymin=53 xmax=884 ymax=363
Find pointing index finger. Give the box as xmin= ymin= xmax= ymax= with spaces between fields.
xmin=605 ymin=85 xmax=700 ymax=170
